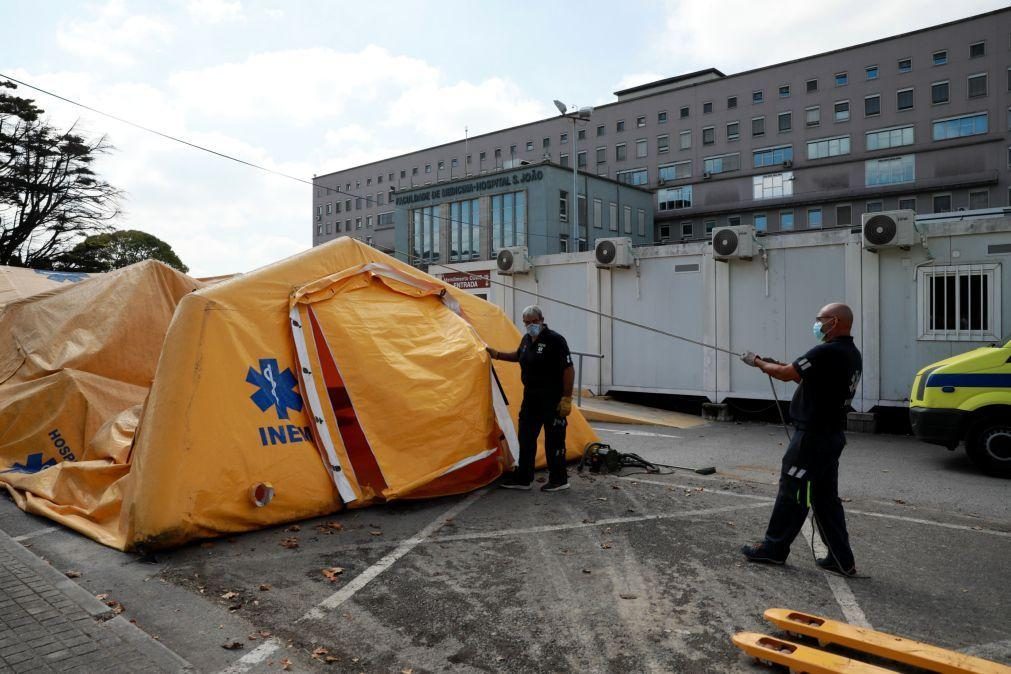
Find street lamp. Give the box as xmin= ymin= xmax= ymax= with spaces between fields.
xmin=554 ymin=100 xmax=592 ymax=251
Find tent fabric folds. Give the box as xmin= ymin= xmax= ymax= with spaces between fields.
xmin=0 ymin=239 xmax=598 ymax=550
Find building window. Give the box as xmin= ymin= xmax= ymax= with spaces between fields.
xmin=932 ymin=193 xmax=952 ymax=213
xmin=969 ymin=41 xmax=985 ymax=59
xmin=355 ymin=217 xmax=362 ymax=229
xmin=681 ymin=222 xmax=693 ymax=238
xmin=596 ymin=146 xmax=607 ymax=164
xmin=680 ymin=106 xmax=690 ymax=119
xmin=703 ymin=101 xmax=713 ymax=114
xmin=378 ymin=192 xmax=385 ymax=206
xmin=659 ymin=225 xmax=671 ymax=241
xmin=704 ymin=153 xmax=741 ymax=174
xmin=609 ymin=202 xmax=618 ymax=232
xmin=754 ymin=214 xmax=767 ymax=232
xmin=753 ymin=172 xmax=794 ymax=199
xmin=335 ymin=201 xmax=342 ymax=213
xmin=317 ymin=224 xmax=323 ymax=235
xmin=866 ymin=201 xmax=884 ymax=213
xmin=752 ymin=90 xmax=764 ymax=104
xmin=752 ymin=116 xmax=765 ymax=136
xmin=615 ymin=143 xmax=627 ymax=161
xmin=835 ymin=72 xmax=848 ymax=86
xmin=705 ymin=220 xmax=716 ymax=233
xmin=834 ymin=100 xmax=850 ymax=122
xmin=778 ymin=111 xmax=792 ymax=132
xmin=597 ymin=124 xmax=605 ymax=136
xmin=933 ymin=50 xmax=947 ymax=66
xmin=378 ymin=175 xmax=384 ymax=184
xmin=476 ymin=155 xmax=484 ymax=164
xmin=836 ymin=204 xmax=852 ymax=226
xmin=411 ymin=207 xmax=438 ymax=263
xmin=658 ymin=186 xmax=692 ymax=210
xmin=345 ymin=219 xmax=351 ymax=232
xmin=898 ymin=58 xmax=912 ymax=73
xmin=864 ymin=94 xmax=880 ymax=116
xmin=866 ymin=125 xmax=914 ymax=151
xmin=593 ymin=198 xmax=602 ymax=228
xmin=577 ymin=151 xmax=587 ymax=168
xmin=753 ymin=145 xmax=793 ymax=168
xmin=560 ymin=153 xmax=569 ymax=167
xmin=578 ymin=129 xmax=586 ymax=140
xmin=897 ymin=88 xmax=914 ymax=111
xmin=898 ymin=197 xmax=917 ymax=211
xmin=425 ymin=164 xmax=431 ymax=174
xmin=702 ymin=127 xmax=715 ymax=145
xmin=543 ymin=137 xmax=551 ymax=149
xmin=636 ymin=116 xmax=646 ymax=127
xmin=931 ymin=81 xmax=949 ymax=105
xmin=401 ymin=170 xmax=407 ymax=179
xmin=378 ymin=211 xmax=394 ymax=227
xmin=658 ymin=111 xmax=668 ymax=123
xmin=679 ymin=130 xmax=692 ymax=150
xmin=638 ymin=209 xmax=646 ymax=236
xmin=560 ymin=133 xmax=569 ymax=146
xmin=355 ymin=197 xmax=363 ymax=209
xmin=866 ymin=65 xmax=878 ymax=80
xmin=616 ymin=120 xmax=625 ymax=132
xmin=490 ymin=191 xmax=527 ymax=253
xmin=658 ymin=160 xmax=692 ymax=181
xmin=808 ymin=208 xmax=823 ymax=228
xmin=932 ymin=112 xmax=988 ymax=141
xmin=727 ymin=96 xmax=738 ymax=109
xmin=808 ymin=135 xmax=849 ymax=160
xmin=806 ymin=79 xmax=818 ymax=93
xmin=780 ymin=210 xmax=795 ymax=230
xmin=623 ymin=205 xmax=633 ymax=233
xmin=616 ymin=168 xmax=648 ymax=186
xmin=917 ymin=264 xmax=1002 ymax=341
xmin=865 ymin=154 xmax=915 ymax=186
xmin=727 ymin=121 xmax=740 ymax=141
xmin=778 ymin=85 xmax=790 ymax=98
xmin=525 ymin=141 xmax=534 ymax=151
xmin=326 ymin=203 xmax=332 ymax=215
xmin=728 ymin=216 xmax=742 ymax=227
xmin=559 ymin=235 xmax=569 ymax=253
xmin=366 ymin=215 xmax=373 ymax=228
xmin=559 ymin=190 xmax=569 ymax=223
xmin=968 ymin=73 xmax=987 ymax=98
xmin=345 ymin=199 xmax=351 ymax=211
xmin=636 ymin=138 xmax=648 ymax=158
xmin=657 ymin=134 xmax=670 ymax=154
xmin=805 ymin=106 xmax=820 ymax=126
xmin=969 ymin=189 xmax=989 ymax=210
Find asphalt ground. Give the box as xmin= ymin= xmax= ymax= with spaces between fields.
xmin=1 ymin=420 xmax=1008 ymax=673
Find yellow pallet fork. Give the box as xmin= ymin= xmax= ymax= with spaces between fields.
xmin=733 ymin=632 xmax=896 ymax=673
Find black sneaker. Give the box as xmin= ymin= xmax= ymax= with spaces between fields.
xmin=499 ymin=475 xmax=532 ymax=491
xmin=540 ymin=481 xmax=570 ymax=492
xmin=816 ymin=556 xmax=857 ymax=577
xmin=740 ymin=542 xmax=786 ymax=565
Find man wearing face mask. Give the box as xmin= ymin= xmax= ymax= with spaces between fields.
xmin=487 ymin=305 xmax=575 ymax=492
xmin=738 ymin=303 xmax=863 ymax=576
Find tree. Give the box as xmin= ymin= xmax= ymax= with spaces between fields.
xmin=54 ymin=229 xmax=188 ymax=273
xmin=0 ymin=80 xmax=122 ymax=267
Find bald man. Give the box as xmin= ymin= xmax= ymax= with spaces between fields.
xmin=740 ymin=303 xmax=863 ymax=576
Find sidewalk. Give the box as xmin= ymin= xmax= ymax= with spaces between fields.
xmin=0 ymin=528 xmax=190 ymax=673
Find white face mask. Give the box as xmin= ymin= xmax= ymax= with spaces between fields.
xmin=525 ymin=323 xmax=543 ymax=338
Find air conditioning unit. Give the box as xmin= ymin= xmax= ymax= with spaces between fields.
xmin=703 ymin=171 xmax=713 ymax=179
xmin=861 ymin=210 xmax=917 ymax=251
xmin=594 ymin=237 xmax=634 ymax=268
xmin=496 ymin=246 xmax=530 ymax=275
xmin=711 ymin=225 xmax=757 ymax=260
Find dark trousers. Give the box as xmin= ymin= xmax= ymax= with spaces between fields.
xmin=515 ymin=393 xmax=568 ymax=485
xmin=763 ymin=429 xmax=855 ymax=568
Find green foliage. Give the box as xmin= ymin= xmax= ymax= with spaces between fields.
xmin=55 ymin=229 xmax=188 ymax=273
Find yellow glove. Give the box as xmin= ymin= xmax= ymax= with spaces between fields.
xmin=557 ymin=396 xmax=573 ymax=417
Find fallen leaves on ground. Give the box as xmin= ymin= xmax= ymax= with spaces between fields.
xmin=221 ymin=591 xmax=239 ymax=600
xmin=259 ymin=583 xmax=272 ymax=591
xmin=259 ymin=630 xmax=273 ymax=638
xmin=316 ymin=521 xmax=344 ymax=534
xmin=280 ymin=537 xmax=299 ymax=549
xmin=287 ymin=525 xmax=302 ymax=532
xmin=601 ymin=543 xmax=613 ymax=550
xmin=369 ymin=530 xmax=383 ymax=537
xmin=200 ymin=542 xmax=215 ymax=549
xmin=281 ymin=657 xmax=293 ymax=670
xmin=104 ymin=599 xmax=125 ymax=615
xmin=65 ymin=570 xmax=81 ymax=578
xmin=619 ymin=593 xmax=639 ymax=600
xmin=322 ymin=567 xmax=345 ymax=582
xmin=221 ymin=641 xmax=244 ymax=650
xmin=581 ymin=568 xmax=592 ymax=574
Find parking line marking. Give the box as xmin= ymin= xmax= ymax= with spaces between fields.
xmin=595 ymin=427 xmax=682 ymax=439
xmin=847 ymin=509 xmax=1011 ymax=538
xmin=298 ymin=488 xmax=488 ymax=622
xmin=12 ymin=527 xmax=59 ymax=542
xmin=216 ymin=638 xmax=283 ymax=674
xmin=618 ymin=476 xmax=775 ymax=502
xmin=801 ymin=524 xmax=871 ymax=629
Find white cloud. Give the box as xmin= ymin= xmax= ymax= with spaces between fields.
xmin=186 ymin=0 xmax=244 ymax=24
xmin=56 ymin=0 xmax=173 ymax=67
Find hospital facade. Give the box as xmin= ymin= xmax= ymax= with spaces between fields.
xmin=312 ymin=8 xmax=1011 ymax=256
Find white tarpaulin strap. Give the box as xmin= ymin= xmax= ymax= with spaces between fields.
xmin=288 ymin=305 xmax=358 ymax=503
xmin=490 ymin=365 xmax=520 ymax=464
xmin=434 ymin=447 xmax=500 ymax=479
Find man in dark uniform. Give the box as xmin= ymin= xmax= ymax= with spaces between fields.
xmin=739 ymin=302 xmax=863 ymax=575
xmin=487 ymin=305 xmax=575 ymax=492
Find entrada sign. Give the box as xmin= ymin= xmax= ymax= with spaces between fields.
xmin=395 ymin=169 xmax=544 ymax=207
xmin=440 ymin=271 xmax=490 ymax=290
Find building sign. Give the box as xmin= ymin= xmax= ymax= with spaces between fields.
xmin=394 ymin=169 xmax=544 ymax=207
xmin=440 ymin=271 xmax=490 ymax=290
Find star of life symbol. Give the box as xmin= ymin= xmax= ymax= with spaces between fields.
xmin=1 ymin=453 xmax=56 ymax=474
xmin=33 ymin=269 xmax=88 ymax=283
xmin=246 ymin=358 xmax=303 ymax=420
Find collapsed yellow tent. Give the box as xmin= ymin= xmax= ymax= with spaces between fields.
xmin=0 ymin=239 xmax=598 ymax=550
xmin=0 ymin=266 xmax=95 ymax=308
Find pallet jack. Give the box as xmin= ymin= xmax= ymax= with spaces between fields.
xmin=733 ymin=609 xmax=1011 ymax=673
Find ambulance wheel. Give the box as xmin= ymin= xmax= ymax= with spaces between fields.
xmin=965 ymin=416 xmax=1011 ymax=478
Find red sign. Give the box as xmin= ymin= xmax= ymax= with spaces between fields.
xmin=440 ymin=271 xmax=490 ymax=290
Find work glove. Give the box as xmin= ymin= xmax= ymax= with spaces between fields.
xmin=557 ymin=396 xmax=573 ymax=417
xmin=741 ymin=351 xmax=759 ymax=367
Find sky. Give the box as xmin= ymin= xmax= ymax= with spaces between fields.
xmin=2 ymin=0 xmax=1007 ymax=276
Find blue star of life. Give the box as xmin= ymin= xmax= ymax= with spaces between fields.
xmin=1 ymin=453 xmax=57 ymax=474
xmin=33 ymin=269 xmax=89 ymax=283
xmin=246 ymin=358 xmax=303 ymax=420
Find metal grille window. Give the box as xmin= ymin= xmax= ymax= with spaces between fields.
xmin=657 ymin=186 xmax=692 ymax=210
xmin=968 ymin=73 xmax=988 ymax=98
xmin=931 ymin=81 xmax=949 ymax=105
xmin=623 ymin=205 xmax=632 ymax=234
xmin=636 ymin=138 xmax=648 ymax=158
xmin=917 ymin=264 xmax=1002 ymax=341
xmin=609 ymin=203 xmax=618 ymax=232
xmin=637 ymin=209 xmax=646 ymax=236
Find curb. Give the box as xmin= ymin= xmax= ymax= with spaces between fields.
xmin=0 ymin=526 xmax=194 ymax=672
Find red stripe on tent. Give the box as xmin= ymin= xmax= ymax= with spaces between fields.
xmin=307 ymin=307 xmax=388 ymax=497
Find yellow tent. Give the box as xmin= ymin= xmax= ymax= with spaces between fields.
xmin=0 ymin=266 xmax=95 ymax=308
xmin=0 ymin=239 xmax=597 ymax=550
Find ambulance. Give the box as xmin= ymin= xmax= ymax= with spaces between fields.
xmin=909 ymin=341 xmax=1011 ymax=478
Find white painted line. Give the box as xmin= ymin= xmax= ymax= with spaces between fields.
xmin=216 ymin=638 xmax=283 ymax=674
xmin=12 ymin=527 xmax=59 ymax=542
xmin=618 ymin=476 xmax=774 ymax=502
xmin=958 ymin=638 xmax=1011 ymax=659
xmin=801 ymin=522 xmax=871 ymax=629
xmin=298 ymin=488 xmax=488 ymax=622
xmin=595 ymin=427 xmax=682 ymax=439
xmin=848 ymin=509 xmax=1011 ymax=538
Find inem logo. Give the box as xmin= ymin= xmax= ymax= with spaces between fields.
xmin=1 ymin=453 xmax=57 ymax=474
xmin=246 ymin=358 xmax=312 ymax=448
